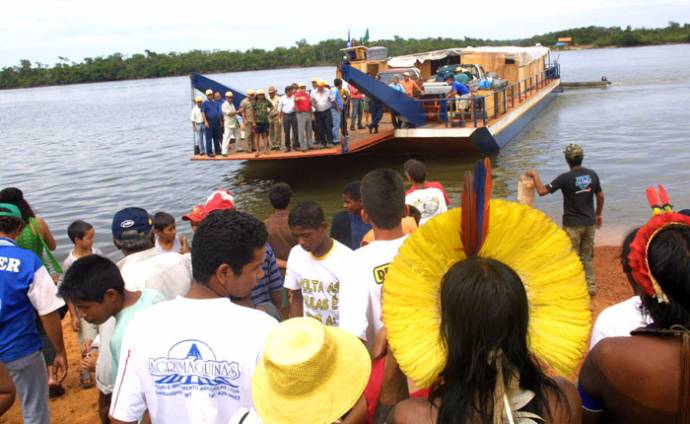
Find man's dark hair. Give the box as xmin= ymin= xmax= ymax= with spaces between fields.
xmin=191 ymin=210 xmax=267 ymax=284
xmin=334 ymin=78 xmax=342 ymax=87
xmin=0 ymin=213 xmax=23 ymax=235
xmin=288 ymin=202 xmax=325 ymax=229
xmin=153 ymin=212 xmax=175 ymax=231
xmin=403 ymin=159 xmax=427 ymax=184
xmin=361 ymin=169 xmax=405 ymax=229
xmin=59 ymin=255 xmax=124 ymax=302
xmin=67 ymin=220 xmax=94 ymax=243
xmin=343 ymin=181 xmax=362 ymax=201
xmin=269 ymin=182 xmax=293 ymax=210
xmin=566 ymin=155 xmax=583 ymax=167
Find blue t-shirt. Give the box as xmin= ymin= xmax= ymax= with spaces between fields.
xmin=0 ymin=238 xmax=49 ymax=362
xmin=349 ymin=213 xmax=372 ymax=250
xmin=201 ymin=100 xmax=222 ymax=120
xmin=451 ymin=80 xmax=470 ymax=96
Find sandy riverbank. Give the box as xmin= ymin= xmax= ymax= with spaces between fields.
xmin=0 ymin=245 xmax=633 ymax=424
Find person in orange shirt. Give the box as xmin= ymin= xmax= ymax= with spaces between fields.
xmin=400 ymin=72 xmax=423 ymax=97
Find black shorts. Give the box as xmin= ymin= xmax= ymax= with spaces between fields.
xmin=254 ymin=122 xmax=269 ymax=135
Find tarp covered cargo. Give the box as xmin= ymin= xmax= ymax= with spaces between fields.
xmin=387 ymin=46 xmax=549 ymax=68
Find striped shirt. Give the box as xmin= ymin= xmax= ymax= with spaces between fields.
xmin=250 ymin=244 xmax=283 ymax=305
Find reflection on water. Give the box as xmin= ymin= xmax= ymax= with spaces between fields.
xmin=1 ymin=45 xmax=689 ymax=260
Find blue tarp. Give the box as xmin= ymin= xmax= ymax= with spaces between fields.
xmin=190 ymin=73 xmax=246 ymax=108
xmin=339 ymin=62 xmax=427 ymax=128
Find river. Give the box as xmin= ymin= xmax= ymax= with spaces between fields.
xmin=1 ymin=44 xmax=689 ymax=260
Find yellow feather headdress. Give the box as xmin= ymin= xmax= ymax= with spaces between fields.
xmin=382 ymin=160 xmax=591 ymax=388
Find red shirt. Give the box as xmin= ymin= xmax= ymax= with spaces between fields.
xmin=294 ymin=89 xmax=311 ymax=112
xmin=406 ymin=181 xmax=451 ymax=206
xmin=350 ymin=85 xmax=364 ymax=100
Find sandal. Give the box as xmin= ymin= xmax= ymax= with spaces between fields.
xmin=49 ymin=384 xmax=65 ymax=398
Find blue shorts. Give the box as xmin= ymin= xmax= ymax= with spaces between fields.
xmin=254 ymin=122 xmax=269 ymax=135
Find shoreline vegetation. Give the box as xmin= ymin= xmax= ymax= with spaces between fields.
xmin=2 ymin=23 xmax=689 ymax=90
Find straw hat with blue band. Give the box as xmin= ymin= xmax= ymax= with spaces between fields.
xmin=0 ymin=203 xmax=22 ymax=218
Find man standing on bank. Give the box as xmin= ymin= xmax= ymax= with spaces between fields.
xmin=527 ymin=144 xmax=604 ymax=295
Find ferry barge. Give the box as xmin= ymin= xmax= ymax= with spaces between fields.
xmin=190 ymin=45 xmax=561 ymax=161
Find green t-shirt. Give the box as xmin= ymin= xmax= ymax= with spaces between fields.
xmin=110 ymin=289 xmax=166 ymax=378
xmin=252 ymin=98 xmax=272 ymax=124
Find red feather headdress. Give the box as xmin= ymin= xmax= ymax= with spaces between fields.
xmin=628 ymin=185 xmax=690 ymax=303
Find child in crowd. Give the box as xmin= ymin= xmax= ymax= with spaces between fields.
xmin=403 ymin=159 xmax=449 ymax=224
xmin=330 ymin=181 xmax=372 ymax=250
xmin=285 ymin=202 xmax=352 ymax=326
xmin=252 ymin=89 xmax=274 ymax=157
xmin=62 ymin=219 xmax=102 ymax=388
xmin=59 ymin=255 xmax=165 ymax=390
xmin=153 ymin=212 xmax=182 ymax=254
xmin=340 ymin=169 xmax=408 ymax=350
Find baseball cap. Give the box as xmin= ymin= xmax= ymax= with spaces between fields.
xmin=112 ymin=207 xmax=153 ymax=241
xmin=247 ymin=89 xmax=256 ymax=96
xmin=194 ymin=96 xmax=203 ymax=103
xmin=205 ymin=89 xmax=213 ymax=95
xmin=256 ymin=89 xmax=265 ymax=95
xmin=298 ymin=82 xmax=306 ymax=88
xmin=563 ymin=144 xmax=584 ymax=159
xmin=268 ymin=86 xmax=276 ymax=93
xmin=0 ymin=203 xmax=21 ymax=218
xmin=182 ymin=190 xmax=235 ymax=224
xmin=225 ymin=91 xmax=234 ymax=97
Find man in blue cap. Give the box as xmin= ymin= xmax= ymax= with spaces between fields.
xmin=0 ymin=203 xmax=67 ymax=424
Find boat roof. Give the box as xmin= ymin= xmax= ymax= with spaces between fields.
xmin=387 ymin=46 xmax=549 ymax=68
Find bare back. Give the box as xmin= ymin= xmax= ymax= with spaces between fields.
xmin=580 ymin=334 xmax=687 ymax=423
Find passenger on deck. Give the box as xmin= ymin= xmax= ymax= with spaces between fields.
xmin=267 ymin=87 xmax=282 ymax=151
xmin=388 ymin=76 xmax=404 ymax=129
xmin=349 ymin=84 xmax=365 ymax=130
xmin=279 ymin=85 xmax=298 ymax=152
xmin=252 ymin=89 xmax=273 ymax=157
xmin=221 ymin=91 xmax=241 ymax=156
xmin=311 ymin=80 xmax=334 ymax=148
xmin=446 ymin=75 xmax=471 ymax=119
xmin=294 ymin=82 xmax=312 ymax=151
xmin=201 ymin=89 xmax=222 ymax=157
xmin=330 ymin=79 xmax=344 ymax=144
xmin=240 ymin=89 xmax=256 ymax=152
xmin=401 ymin=72 xmax=423 ymax=97
xmin=190 ymin=96 xmax=205 ymax=156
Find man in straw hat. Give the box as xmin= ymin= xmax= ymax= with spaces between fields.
xmin=244 ymin=317 xmax=371 ymax=424
xmin=109 ymin=210 xmax=278 ymax=424
xmin=240 ymin=89 xmax=256 ymax=152
xmin=267 ymin=86 xmax=282 ymax=151
xmin=526 ymin=143 xmax=604 ymax=295
xmin=190 ymin=96 xmax=205 ymax=156
xmin=221 ymin=91 xmax=242 ymax=156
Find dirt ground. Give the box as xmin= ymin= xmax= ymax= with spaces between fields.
xmin=1 ymin=246 xmax=633 ymax=424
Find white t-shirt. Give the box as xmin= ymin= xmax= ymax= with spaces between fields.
xmin=590 ymin=295 xmax=651 ymax=349
xmin=110 ymin=297 xmax=278 ymax=424
xmin=340 ymin=237 xmax=407 ymax=348
xmin=278 ymin=95 xmax=295 ymax=114
xmin=284 ymin=240 xmax=352 ymax=326
xmin=405 ymin=187 xmax=448 ymax=224
xmin=61 ymin=247 xmax=103 ymax=272
xmin=310 ymin=90 xmax=332 ymax=112
xmin=154 ymin=237 xmax=182 ymax=255
xmin=190 ymin=105 xmax=203 ymax=124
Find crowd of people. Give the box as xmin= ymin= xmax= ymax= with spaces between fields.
xmin=191 ymin=78 xmax=379 ymax=158
xmin=2 ymin=145 xmax=690 ymax=424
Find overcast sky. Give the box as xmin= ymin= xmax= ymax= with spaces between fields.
xmin=2 ymin=0 xmax=690 ymax=67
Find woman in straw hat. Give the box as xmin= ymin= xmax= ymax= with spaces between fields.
xmin=579 ymin=186 xmax=690 ymax=423
xmin=245 ymin=317 xmax=371 ymax=424
xmin=383 ymin=159 xmax=587 ymax=423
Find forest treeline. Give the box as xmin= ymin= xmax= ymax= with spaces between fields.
xmin=2 ymin=22 xmax=689 ymax=89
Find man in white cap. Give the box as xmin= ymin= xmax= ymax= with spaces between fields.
xmin=201 ymin=89 xmax=222 ymax=157
xmin=294 ymin=82 xmax=313 ymax=151
xmin=190 ymin=96 xmax=205 ymax=156
xmin=221 ymin=91 xmax=242 ymax=155
xmin=240 ymin=90 xmax=256 ymax=152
